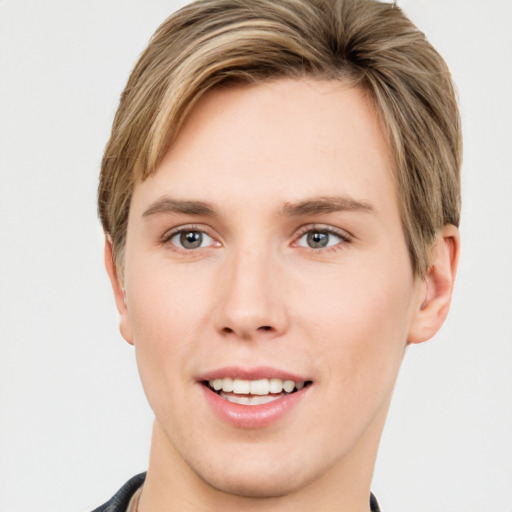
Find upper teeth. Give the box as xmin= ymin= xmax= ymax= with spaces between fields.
xmin=209 ymin=378 xmax=305 ymax=395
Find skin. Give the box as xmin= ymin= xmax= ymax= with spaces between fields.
xmin=105 ymin=79 xmax=459 ymax=512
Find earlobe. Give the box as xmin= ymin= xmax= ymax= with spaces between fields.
xmin=407 ymin=224 xmax=460 ymax=344
xmin=104 ymin=236 xmax=134 ymax=345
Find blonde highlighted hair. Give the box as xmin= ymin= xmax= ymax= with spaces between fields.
xmin=98 ymin=0 xmax=461 ymax=277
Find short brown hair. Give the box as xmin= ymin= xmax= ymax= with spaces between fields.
xmin=98 ymin=0 xmax=461 ymax=278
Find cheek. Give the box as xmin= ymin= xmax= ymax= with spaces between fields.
xmin=126 ymin=256 xmax=213 ymax=338
xmin=296 ymin=264 xmax=414 ymax=395
xmin=124 ymin=265 xmax=214 ymax=403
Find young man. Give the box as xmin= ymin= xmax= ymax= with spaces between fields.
xmin=94 ymin=0 xmax=461 ymax=510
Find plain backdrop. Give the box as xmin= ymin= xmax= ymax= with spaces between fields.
xmin=0 ymin=1 xmax=511 ymax=511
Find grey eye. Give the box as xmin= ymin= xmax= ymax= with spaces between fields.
xmin=298 ymin=230 xmax=342 ymax=249
xmin=171 ymin=230 xmax=214 ymax=249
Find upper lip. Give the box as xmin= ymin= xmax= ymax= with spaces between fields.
xmin=197 ymin=366 xmax=311 ymax=382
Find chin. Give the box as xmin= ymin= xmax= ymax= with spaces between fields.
xmin=186 ymin=444 xmax=330 ymax=500
xmin=198 ymin=467 xmax=308 ymax=499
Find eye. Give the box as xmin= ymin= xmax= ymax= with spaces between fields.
xmin=297 ymin=229 xmax=346 ymax=249
xmin=168 ymin=229 xmax=216 ymax=250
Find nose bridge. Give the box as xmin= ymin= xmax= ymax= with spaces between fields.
xmin=214 ymin=241 xmax=286 ymax=338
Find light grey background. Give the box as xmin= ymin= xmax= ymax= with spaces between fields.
xmin=0 ymin=1 xmax=510 ymax=511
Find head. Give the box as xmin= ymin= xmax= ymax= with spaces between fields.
xmin=98 ymin=0 xmax=461 ymax=507
xmin=98 ymin=0 xmax=461 ymax=281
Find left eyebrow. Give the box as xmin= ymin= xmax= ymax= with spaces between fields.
xmin=142 ymin=197 xmax=216 ymax=218
xmin=281 ymin=196 xmax=375 ymax=216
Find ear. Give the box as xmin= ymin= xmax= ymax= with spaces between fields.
xmin=408 ymin=224 xmax=460 ymax=344
xmin=104 ymin=236 xmax=134 ymax=345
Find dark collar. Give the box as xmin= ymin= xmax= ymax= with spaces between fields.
xmin=371 ymin=492 xmax=381 ymax=511
xmin=92 ymin=472 xmax=381 ymax=512
xmin=91 ymin=473 xmax=146 ymax=512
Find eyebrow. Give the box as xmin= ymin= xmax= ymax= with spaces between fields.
xmin=281 ymin=196 xmax=374 ymax=216
xmin=142 ymin=195 xmax=374 ymax=220
xmin=142 ymin=198 xmax=216 ymax=218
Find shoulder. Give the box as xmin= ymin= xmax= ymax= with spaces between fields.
xmin=90 ymin=472 xmax=146 ymax=512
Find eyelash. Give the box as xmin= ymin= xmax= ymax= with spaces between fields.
xmin=161 ymin=224 xmax=352 ymax=252
xmin=162 ymin=224 xmax=218 ymax=250
xmin=294 ymin=225 xmax=352 ymax=253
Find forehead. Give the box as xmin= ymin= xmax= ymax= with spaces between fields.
xmin=131 ymin=79 xmax=396 ymax=216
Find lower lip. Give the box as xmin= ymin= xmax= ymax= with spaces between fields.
xmin=200 ymin=384 xmax=310 ymax=428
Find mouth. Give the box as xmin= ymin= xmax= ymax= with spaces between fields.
xmin=202 ymin=377 xmax=313 ymax=406
xmin=198 ymin=369 xmax=313 ymax=427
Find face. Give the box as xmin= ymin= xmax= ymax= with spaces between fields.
xmin=116 ymin=79 xmax=427 ymax=499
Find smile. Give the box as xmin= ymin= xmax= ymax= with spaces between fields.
xmin=205 ymin=378 xmax=311 ymax=406
xmin=198 ymin=367 xmax=313 ymax=427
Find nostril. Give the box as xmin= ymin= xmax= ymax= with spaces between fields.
xmin=220 ymin=325 xmax=274 ymax=335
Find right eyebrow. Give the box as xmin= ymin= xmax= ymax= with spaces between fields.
xmin=281 ymin=195 xmax=374 ymax=217
xmin=142 ymin=197 xmax=216 ymax=218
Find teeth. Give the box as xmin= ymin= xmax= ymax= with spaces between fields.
xmin=250 ymin=379 xmax=269 ymax=395
xmin=233 ymin=379 xmax=250 ymax=394
xmin=208 ymin=377 xmax=306 ymax=395
xmin=222 ymin=393 xmax=285 ymax=405
xmin=269 ymin=378 xmax=283 ymax=393
xmin=221 ymin=377 xmax=233 ymax=392
xmin=283 ymin=380 xmax=295 ymax=393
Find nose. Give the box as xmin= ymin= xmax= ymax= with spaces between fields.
xmin=213 ymin=246 xmax=288 ymax=340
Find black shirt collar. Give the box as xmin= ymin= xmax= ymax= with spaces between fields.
xmin=92 ymin=473 xmax=382 ymax=512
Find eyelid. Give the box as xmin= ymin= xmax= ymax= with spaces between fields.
xmin=160 ymin=223 xmax=352 ymax=251
xmin=294 ymin=224 xmax=353 ymax=243
xmin=161 ymin=224 xmax=221 ymax=247
xmin=291 ymin=224 xmax=353 ymax=254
